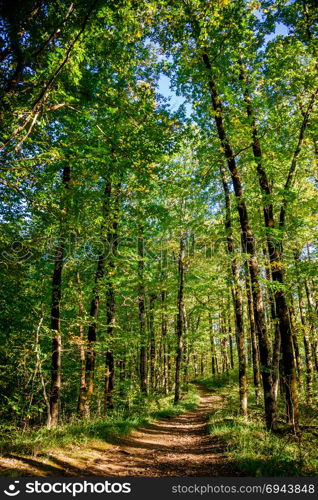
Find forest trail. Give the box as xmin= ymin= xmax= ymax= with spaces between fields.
xmin=0 ymin=385 xmax=236 ymax=477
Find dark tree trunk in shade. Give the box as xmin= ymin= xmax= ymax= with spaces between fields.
xmin=289 ymin=300 xmax=301 ymax=377
xmin=244 ymin=267 xmax=261 ymax=402
xmin=174 ymin=232 xmax=186 ymax=404
xmin=149 ymin=293 xmax=156 ymax=391
xmin=104 ymin=199 xmax=119 ymax=412
xmin=138 ymin=234 xmax=147 ymax=395
xmin=294 ymin=252 xmax=314 ymax=403
xmin=209 ymin=313 xmax=219 ymax=375
xmin=161 ymin=289 xmax=169 ymax=394
xmin=76 ymin=272 xmax=86 ymax=414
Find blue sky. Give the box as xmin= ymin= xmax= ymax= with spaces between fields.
xmin=157 ymin=21 xmax=289 ymax=117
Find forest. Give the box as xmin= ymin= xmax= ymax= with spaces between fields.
xmin=0 ymin=0 xmax=318 ymax=478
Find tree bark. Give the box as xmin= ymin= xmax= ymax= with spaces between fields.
xmin=76 ymin=271 xmax=86 ymax=415
xmin=81 ymin=182 xmax=112 ymax=417
xmin=219 ymin=163 xmax=247 ymax=415
xmin=174 ymin=231 xmax=186 ymax=404
xmin=138 ymin=233 xmax=147 ymax=395
xmin=239 ymin=61 xmax=299 ymax=430
xmin=48 ymin=165 xmax=70 ymax=427
xmin=149 ymin=293 xmax=156 ymax=392
xmin=104 ymin=195 xmax=119 ymax=412
xmin=161 ymin=289 xmax=169 ymax=394
xmin=209 ymin=313 xmax=219 ymax=375
xmin=294 ymin=251 xmax=314 ymax=403
xmin=244 ymin=267 xmax=261 ymax=403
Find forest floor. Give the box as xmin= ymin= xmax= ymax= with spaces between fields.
xmin=0 ymin=384 xmax=236 ymax=477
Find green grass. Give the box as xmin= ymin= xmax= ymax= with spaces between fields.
xmin=0 ymin=386 xmax=199 ymax=457
xmin=199 ymin=372 xmax=318 ymax=476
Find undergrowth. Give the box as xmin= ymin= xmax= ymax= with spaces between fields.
xmin=199 ymin=372 xmax=318 ymax=476
xmin=0 ymin=386 xmax=199 ymax=457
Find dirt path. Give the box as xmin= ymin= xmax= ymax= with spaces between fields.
xmin=0 ymin=385 xmax=235 ymax=477
xmin=97 ymin=385 xmax=234 ymax=477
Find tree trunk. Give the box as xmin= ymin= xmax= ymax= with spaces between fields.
xmin=299 ymin=292 xmax=314 ymax=404
xmin=209 ymin=313 xmax=219 ymax=375
xmin=239 ymin=61 xmax=298 ymax=430
xmin=48 ymin=165 xmax=70 ymax=427
xmin=104 ymin=279 xmax=115 ymax=412
xmin=161 ymin=289 xmax=169 ymax=394
xmin=76 ymin=272 xmax=86 ymax=415
xmin=174 ymin=232 xmax=186 ymax=404
xmin=245 ymin=268 xmax=261 ymax=403
xmin=149 ymin=293 xmax=156 ymax=392
xmin=81 ymin=182 xmax=112 ymax=417
xmin=219 ymin=163 xmax=247 ymax=416
xmin=104 ymin=204 xmax=119 ymax=412
xmin=289 ymin=300 xmax=302 ymax=377
xmin=294 ymin=252 xmax=314 ymax=403
xmin=138 ymin=234 xmax=147 ymax=395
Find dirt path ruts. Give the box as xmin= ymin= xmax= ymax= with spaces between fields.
xmin=0 ymin=384 xmax=235 ymax=477
xmin=93 ymin=384 xmax=234 ymax=477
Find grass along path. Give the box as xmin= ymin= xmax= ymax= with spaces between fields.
xmin=201 ymin=373 xmax=318 ymax=476
xmin=0 ymin=384 xmax=235 ymax=477
xmin=3 ymin=376 xmax=315 ymax=478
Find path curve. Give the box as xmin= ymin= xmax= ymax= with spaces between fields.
xmin=0 ymin=384 xmax=236 ymax=476
xmin=90 ymin=384 xmax=234 ymax=476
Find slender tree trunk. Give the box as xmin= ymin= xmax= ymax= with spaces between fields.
xmin=294 ymin=252 xmax=314 ymax=403
xmin=209 ymin=313 xmax=219 ymax=375
xmin=104 ymin=201 xmax=119 ymax=412
xmin=245 ymin=268 xmax=261 ymax=402
xmin=228 ymin=332 xmax=234 ymax=370
xmin=299 ymin=292 xmax=314 ymax=404
xmin=262 ymin=248 xmax=280 ymax=405
xmin=272 ymin=325 xmax=281 ymax=404
xmin=219 ymin=163 xmax=247 ymax=416
xmin=149 ymin=293 xmax=156 ymax=392
xmin=104 ymin=278 xmax=115 ymax=412
xmin=82 ymin=182 xmax=112 ymax=417
xmin=118 ymin=358 xmax=126 ymax=397
xmin=183 ymin=309 xmax=190 ymax=387
xmin=183 ymin=334 xmax=188 ymax=386
xmin=161 ymin=289 xmax=169 ymax=394
xmin=220 ymin=337 xmax=229 ymax=373
xmin=174 ymin=232 xmax=186 ymax=404
xmin=289 ymin=300 xmax=301 ymax=378
xmin=48 ymin=165 xmax=70 ymax=427
xmin=49 ymin=244 xmax=63 ymax=427
xmin=200 ymin=354 xmax=204 ymax=376
xmin=193 ymin=353 xmax=199 ymax=378
xmin=34 ymin=314 xmax=50 ymax=425
xmin=76 ymin=272 xmax=86 ymax=415
xmin=138 ymin=234 xmax=147 ymax=395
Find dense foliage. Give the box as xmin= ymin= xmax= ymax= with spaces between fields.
xmin=0 ymin=0 xmax=317 ymax=469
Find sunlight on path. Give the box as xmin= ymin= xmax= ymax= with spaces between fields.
xmin=0 ymin=386 xmax=236 ymax=477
